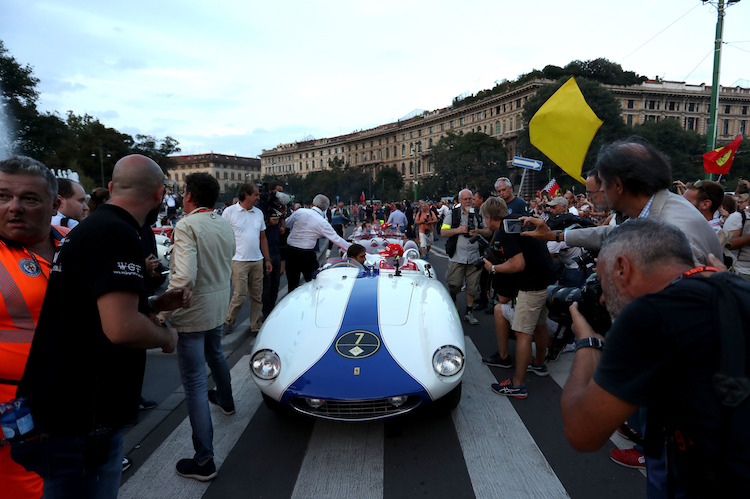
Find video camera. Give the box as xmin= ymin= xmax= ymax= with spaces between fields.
xmin=260 ymin=184 xmax=290 ymax=218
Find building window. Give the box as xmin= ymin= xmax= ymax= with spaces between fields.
xmin=724 ymin=105 xmax=731 ymax=114
xmin=743 ymin=106 xmax=748 ymax=115
xmin=688 ymin=103 xmax=696 ymax=112
xmin=440 ymin=123 xmax=445 ymax=131
xmin=401 ymin=163 xmax=405 ymax=175
xmin=723 ymin=119 xmax=730 ymax=135
xmin=741 ymin=120 xmax=747 ymax=135
xmin=409 ymin=162 xmax=413 ymax=174
xmin=409 ymin=131 xmax=413 ymax=139
xmin=627 ymin=99 xmax=634 ymax=109
xmin=686 ymin=117 xmax=696 ymax=130
xmin=401 ymin=144 xmax=406 ymax=156
xmin=459 ymin=117 xmax=465 ymax=125
xmin=450 ymin=120 xmax=454 ymax=128
xmin=429 ymin=126 xmax=434 ymax=133
xmin=428 ymin=138 xmax=433 ymax=148
xmin=386 ymin=148 xmax=389 ymax=159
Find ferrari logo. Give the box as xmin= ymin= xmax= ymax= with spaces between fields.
xmin=354 ymin=367 xmax=360 ymax=375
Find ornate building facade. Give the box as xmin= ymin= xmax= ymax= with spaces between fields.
xmin=166 ymin=153 xmax=261 ymax=193
xmin=259 ymin=79 xmax=750 ymax=195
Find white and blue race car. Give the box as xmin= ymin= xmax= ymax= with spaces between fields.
xmin=250 ymin=244 xmax=465 ymax=421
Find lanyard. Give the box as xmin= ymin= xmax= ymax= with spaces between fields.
xmin=680 ymin=266 xmax=719 ymax=279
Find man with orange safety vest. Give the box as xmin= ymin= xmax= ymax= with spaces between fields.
xmin=0 ymin=155 xmax=67 ymax=499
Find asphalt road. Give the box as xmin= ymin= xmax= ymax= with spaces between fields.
xmin=120 ymin=229 xmax=647 ymax=499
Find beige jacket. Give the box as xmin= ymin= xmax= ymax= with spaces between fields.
xmin=162 ymin=208 xmax=236 ymax=332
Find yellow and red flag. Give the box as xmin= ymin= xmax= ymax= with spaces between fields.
xmin=529 ymin=77 xmax=603 ymax=185
xmin=703 ymin=135 xmax=743 ymax=175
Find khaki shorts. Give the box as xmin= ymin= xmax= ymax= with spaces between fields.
xmin=418 ymin=231 xmax=434 ymax=249
xmin=446 ymin=262 xmax=481 ymax=300
xmin=511 ymin=289 xmax=548 ymax=334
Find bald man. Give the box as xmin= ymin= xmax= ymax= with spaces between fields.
xmin=17 ymin=155 xmax=192 ymax=498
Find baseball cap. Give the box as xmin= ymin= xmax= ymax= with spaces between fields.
xmin=546 ymin=197 xmax=568 ymax=207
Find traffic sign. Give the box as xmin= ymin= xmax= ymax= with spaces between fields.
xmin=511 ymin=156 xmax=543 ymax=171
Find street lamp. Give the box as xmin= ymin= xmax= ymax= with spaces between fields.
xmin=91 ymin=145 xmax=111 ymax=187
xmin=413 ymin=141 xmax=421 ymax=202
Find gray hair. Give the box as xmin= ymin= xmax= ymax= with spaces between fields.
xmin=0 ymin=155 xmax=58 ymax=200
xmin=312 ymin=194 xmax=330 ymax=211
xmin=480 ymin=196 xmax=509 ymax=220
xmin=599 ymin=218 xmax=694 ymax=272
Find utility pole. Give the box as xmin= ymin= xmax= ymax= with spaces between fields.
xmin=704 ymin=0 xmax=741 ymax=179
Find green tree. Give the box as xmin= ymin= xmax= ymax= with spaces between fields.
xmin=375 ymin=166 xmax=404 ymax=202
xmin=430 ymin=131 xmax=508 ymax=195
xmin=517 ymin=77 xmax=626 ymax=192
xmin=630 ymin=118 xmax=706 ymax=182
xmin=131 ymin=134 xmax=181 ymax=170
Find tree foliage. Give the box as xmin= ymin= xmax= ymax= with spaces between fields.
xmin=430 ymin=131 xmax=508 ymax=196
xmin=453 ymin=58 xmax=647 ymax=109
xmin=0 ymin=39 xmax=179 ymax=188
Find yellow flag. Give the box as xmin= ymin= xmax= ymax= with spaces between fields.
xmin=529 ymin=77 xmax=603 ymax=185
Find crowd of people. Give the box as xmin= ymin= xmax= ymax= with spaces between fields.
xmin=1 ymin=135 xmax=749 ymax=498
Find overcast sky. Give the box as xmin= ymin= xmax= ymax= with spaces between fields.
xmin=2 ymin=0 xmax=749 ymax=158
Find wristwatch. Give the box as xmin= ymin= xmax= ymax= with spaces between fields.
xmin=489 ymin=265 xmax=496 ymax=275
xmin=555 ymin=230 xmax=563 ymax=243
xmin=575 ymin=337 xmax=604 ymax=352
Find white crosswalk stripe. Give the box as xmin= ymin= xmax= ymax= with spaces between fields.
xmin=120 ymin=336 xmax=634 ymax=498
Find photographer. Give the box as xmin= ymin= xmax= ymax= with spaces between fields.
xmin=561 ymin=218 xmax=750 ymax=497
xmin=441 ymin=189 xmax=486 ymax=325
xmin=479 ymin=197 xmax=557 ymax=398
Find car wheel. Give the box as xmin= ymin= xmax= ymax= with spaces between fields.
xmin=439 ymin=382 xmax=462 ymax=411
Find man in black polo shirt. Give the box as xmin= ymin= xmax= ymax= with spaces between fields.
xmin=17 ymin=155 xmax=192 ymax=498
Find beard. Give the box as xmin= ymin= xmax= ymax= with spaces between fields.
xmin=144 ymin=205 xmax=160 ymax=227
xmin=601 ymin=271 xmax=630 ymax=318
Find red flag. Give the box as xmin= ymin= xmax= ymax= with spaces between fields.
xmin=360 ymin=191 xmax=365 ymax=203
xmin=542 ymin=178 xmax=562 ymax=197
xmin=703 ymin=135 xmax=743 ymax=175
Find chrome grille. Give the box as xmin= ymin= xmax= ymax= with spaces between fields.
xmin=289 ymin=396 xmax=421 ymax=421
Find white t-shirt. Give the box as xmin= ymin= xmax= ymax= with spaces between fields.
xmin=724 ymin=210 xmax=750 ymax=272
xmin=222 ymin=203 xmax=266 ymax=261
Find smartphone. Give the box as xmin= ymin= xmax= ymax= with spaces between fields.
xmin=503 ymin=219 xmax=524 ymax=234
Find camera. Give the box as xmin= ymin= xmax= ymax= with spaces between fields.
xmin=546 ymin=274 xmax=611 ymax=335
xmin=469 ymin=235 xmax=505 ymax=270
xmin=573 ymin=250 xmax=596 ymax=269
xmin=465 ymin=209 xmax=476 ymax=237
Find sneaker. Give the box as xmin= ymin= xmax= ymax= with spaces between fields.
xmin=482 ymin=352 xmax=513 ymax=368
xmin=139 ymin=397 xmax=157 ymax=410
xmin=464 ymin=311 xmax=479 ymax=325
xmin=208 ymin=389 xmax=235 ymax=415
xmin=610 ymin=449 xmax=645 ymax=469
xmin=491 ymin=378 xmax=528 ymax=399
xmin=122 ymin=456 xmax=132 ymax=472
xmin=527 ymin=361 xmax=550 ymax=377
xmin=325 ymin=249 xmax=331 ymax=258
xmin=176 ymin=458 xmax=217 ymax=481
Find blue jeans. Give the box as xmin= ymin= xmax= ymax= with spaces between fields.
xmin=12 ymin=429 xmax=123 ymax=499
xmin=177 ymin=326 xmax=233 ymax=465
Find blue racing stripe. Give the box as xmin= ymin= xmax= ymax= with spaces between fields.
xmin=282 ymin=274 xmax=430 ymax=403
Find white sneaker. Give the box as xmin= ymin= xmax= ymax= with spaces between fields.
xmin=325 ymin=249 xmax=331 ymax=258
xmin=464 ymin=311 xmax=479 ymax=325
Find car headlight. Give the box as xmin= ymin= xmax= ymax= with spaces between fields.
xmin=432 ymin=345 xmax=464 ymax=376
xmin=251 ymin=349 xmax=281 ymax=380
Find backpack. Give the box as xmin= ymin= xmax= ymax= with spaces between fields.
xmin=645 ymin=272 xmax=750 ymax=497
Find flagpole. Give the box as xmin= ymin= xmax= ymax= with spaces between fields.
xmin=704 ymin=0 xmax=733 ymax=180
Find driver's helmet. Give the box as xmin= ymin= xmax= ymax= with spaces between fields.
xmin=380 ymin=243 xmax=404 ymax=258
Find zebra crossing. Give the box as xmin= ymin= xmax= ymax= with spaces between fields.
xmin=119 ymin=337 xmax=645 ymax=499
